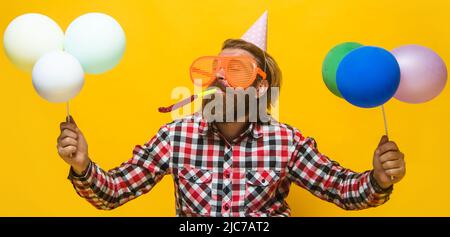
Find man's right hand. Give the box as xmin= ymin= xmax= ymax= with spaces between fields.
xmin=57 ymin=116 xmax=90 ymax=176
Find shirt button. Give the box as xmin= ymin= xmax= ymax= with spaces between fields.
xmin=223 ymin=203 xmax=230 ymax=211
xmin=224 ymin=170 xmax=230 ymax=179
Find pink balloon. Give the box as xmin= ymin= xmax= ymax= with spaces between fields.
xmin=391 ymin=45 xmax=447 ymax=103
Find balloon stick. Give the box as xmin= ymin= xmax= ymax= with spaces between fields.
xmin=381 ymin=104 xmax=394 ymax=181
xmin=66 ymin=100 xmax=73 ymax=158
xmin=66 ymin=100 xmax=71 ymax=123
xmin=381 ymin=104 xmax=388 ymax=137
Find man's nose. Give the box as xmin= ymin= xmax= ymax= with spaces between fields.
xmin=215 ymin=68 xmax=225 ymax=80
xmin=213 ymin=69 xmax=231 ymax=88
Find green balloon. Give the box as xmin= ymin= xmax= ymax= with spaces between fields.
xmin=322 ymin=42 xmax=363 ymax=98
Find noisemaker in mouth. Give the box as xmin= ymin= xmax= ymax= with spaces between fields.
xmin=158 ymin=87 xmax=218 ymax=113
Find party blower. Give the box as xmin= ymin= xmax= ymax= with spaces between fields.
xmin=158 ymin=88 xmax=218 ymax=113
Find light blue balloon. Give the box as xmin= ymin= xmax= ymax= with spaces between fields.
xmin=64 ymin=13 xmax=126 ymax=74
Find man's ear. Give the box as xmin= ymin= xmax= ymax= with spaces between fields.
xmin=255 ymin=79 xmax=269 ymax=98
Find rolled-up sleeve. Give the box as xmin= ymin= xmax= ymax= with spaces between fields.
xmin=287 ymin=129 xmax=392 ymax=210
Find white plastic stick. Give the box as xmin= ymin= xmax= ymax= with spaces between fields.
xmin=67 ymin=100 xmax=70 ymax=122
xmin=381 ymin=104 xmax=394 ymax=181
xmin=381 ymin=105 xmax=388 ymax=137
xmin=66 ymin=100 xmax=73 ymax=158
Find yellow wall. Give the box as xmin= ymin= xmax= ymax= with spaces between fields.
xmin=1 ymin=0 xmax=449 ymax=216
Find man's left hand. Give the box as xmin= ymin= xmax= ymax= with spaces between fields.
xmin=372 ymin=135 xmax=406 ymax=189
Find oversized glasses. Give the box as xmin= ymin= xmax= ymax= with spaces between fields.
xmin=190 ymin=56 xmax=267 ymax=89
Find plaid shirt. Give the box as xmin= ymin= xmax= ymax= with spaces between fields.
xmin=68 ymin=113 xmax=392 ymax=217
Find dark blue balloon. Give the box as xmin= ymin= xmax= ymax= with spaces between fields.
xmin=336 ymin=46 xmax=400 ymax=108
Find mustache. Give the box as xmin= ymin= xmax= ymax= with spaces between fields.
xmin=208 ymin=78 xmax=228 ymax=93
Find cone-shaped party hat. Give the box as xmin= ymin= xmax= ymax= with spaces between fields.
xmin=241 ymin=10 xmax=268 ymax=51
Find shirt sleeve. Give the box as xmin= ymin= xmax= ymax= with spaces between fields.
xmin=67 ymin=125 xmax=172 ymax=210
xmin=286 ymin=129 xmax=392 ymax=210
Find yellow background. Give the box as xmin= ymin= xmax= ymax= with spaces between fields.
xmin=1 ymin=0 xmax=449 ymax=216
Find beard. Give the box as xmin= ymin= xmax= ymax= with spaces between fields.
xmin=201 ymin=85 xmax=269 ymax=123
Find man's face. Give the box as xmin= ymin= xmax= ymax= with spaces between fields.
xmin=202 ymin=48 xmax=263 ymax=123
xmin=214 ymin=48 xmax=257 ymax=91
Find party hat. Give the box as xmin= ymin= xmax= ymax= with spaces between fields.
xmin=241 ymin=10 xmax=268 ymax=51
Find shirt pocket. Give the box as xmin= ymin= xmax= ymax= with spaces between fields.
xmin=177 ymin=167 xmax=212 ymax=216
xmin=245 ymin=169 xmax=281 ymax=213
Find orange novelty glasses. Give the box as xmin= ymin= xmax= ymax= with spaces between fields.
xmin=190 ymin=56 xmax=267 ymax=89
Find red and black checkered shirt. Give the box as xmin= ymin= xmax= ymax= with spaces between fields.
xmin=68 ymin=113 xmax=392 ymax=216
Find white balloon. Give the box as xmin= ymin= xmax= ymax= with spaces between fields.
xmin=32 ymin=51 xmax=84 ymax=103
xmin=64 ymin=12 xmax=126 ymax=74
xmin=3 ymin=13 xmax=64 ymax=72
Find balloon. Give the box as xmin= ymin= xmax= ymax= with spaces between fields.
xmin=322 ymin=42 xmax=363 ymax=98
xmin=391 ymin=45 xmax=447 ymax=104
xmin=32 ymin=51 xmax=84 ymax=103
xmin=3 ymin=13 xmax=64 ymax=72
xmin=336 ymin=46 xmax=400 ymax=108
xmin=64 ymin=13 xmax=126 ymax=74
